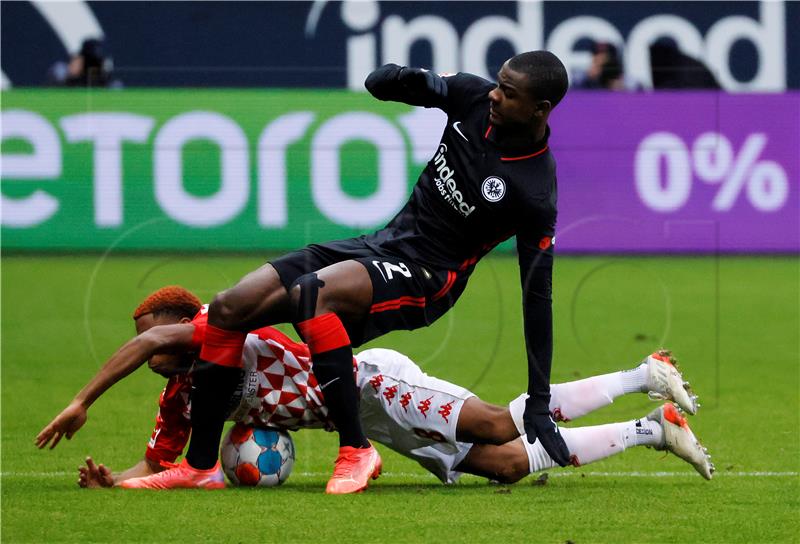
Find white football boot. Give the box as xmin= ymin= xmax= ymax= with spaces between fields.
xmin=644 ymin=350 xmax=699 ymax=415
xmin=647 ymin=403 xmax=714 ymax=480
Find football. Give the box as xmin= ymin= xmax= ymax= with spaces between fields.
xmin=220 ymin=423 xmax=296 ymax=487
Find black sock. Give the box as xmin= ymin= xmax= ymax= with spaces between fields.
xmin=185 ymin=362 xmax=242 ymax=469
xmin=313 ymin=346 xmax=370 ymax=449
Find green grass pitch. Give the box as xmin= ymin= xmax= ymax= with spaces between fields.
xmin=2 ymin=254 xmax=798 ymax=543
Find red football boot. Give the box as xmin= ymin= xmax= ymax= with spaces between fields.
xmin=120 ymin=458 xmax=225 ymax=489
xmin=325 ymin=445 xmax=382 ymax=494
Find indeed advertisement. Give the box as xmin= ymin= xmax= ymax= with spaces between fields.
xmin=1 ymin=1 xmax=797 ymax=91
xmin=1 ymin=90 xmax=797 ymax=253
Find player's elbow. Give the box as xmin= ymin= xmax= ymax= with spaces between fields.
xmin=136 ymin=328 xmax=169 ymax=354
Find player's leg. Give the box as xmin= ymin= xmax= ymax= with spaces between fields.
xmin=507 ymin=350 xmax=698 ymax=433
xmin=455 ymin=350 xmax=698 ymax=445
xmin=454 ymin=441 xmax=531 ymax=484
xmin=186 ymin=243 xmax=383 ymax=473
xmin=210 ymin=262 xmax=295 ymax=330
xmin=290 ymin=260 xmax=382 ymax=494
xmin=456 ymin=403 xmax=713 ymax=483
xmin=291 ymin=260 xmax=372 ymax=450
xmin=185 ymin=263 xmax=294 ymax=470
xmin=293 ymin=254 xmax=444 ymax=493
xmin=454 ymin=397 xmax=519 ymax=445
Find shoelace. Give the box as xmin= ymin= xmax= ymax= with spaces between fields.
xmin=331 ymin=452 xmax=363 ymax=479
xmin=140 ymin=460 xmax=185 ymax=483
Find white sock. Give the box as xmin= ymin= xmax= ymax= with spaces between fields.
xmin=623 ymin=417 xmax=664 ymax=448
xmin=508 ymin=394 xmax=527 ymax=435
xmin=520 ymin=419 xmax=663 ymax=471
xmin=519 ymin=435 xmax=558 ymax=473
xmin=509 ymin=363 xmax=649 ymax=429
xmin=620 ymin=362 xmax=649 ymax=394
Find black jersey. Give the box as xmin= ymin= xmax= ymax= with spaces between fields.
xmin=365 ymin=64 xmax=558 ymax=410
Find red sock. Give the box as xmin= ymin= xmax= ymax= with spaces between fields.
xmin=199 ymin=324 xmax=247 ymax=368
xmin=296 ymin=313 xmax=368 ymax=448
xmin=296 ymin=313 xmax=350 ymax=354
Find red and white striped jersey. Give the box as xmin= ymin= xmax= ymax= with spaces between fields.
xmin=146 ymin=306 xmax=351 ymax=464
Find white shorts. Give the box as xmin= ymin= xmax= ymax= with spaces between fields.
xmin=355 ymin=348 xmax=475 ymax=484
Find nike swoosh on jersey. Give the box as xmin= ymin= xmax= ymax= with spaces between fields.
xmin=452 ymin=121 xmax=469 ymax=142
xmin=320 ymin=377 xmax=341 ymax=391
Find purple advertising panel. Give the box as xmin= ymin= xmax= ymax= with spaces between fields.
xmin=550 ymin=93 xmax=799 ymax=253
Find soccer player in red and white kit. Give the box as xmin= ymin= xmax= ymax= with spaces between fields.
xmin=37 ymin=287 xmax=713 ymax=488
xmin=145 ymin=50 xmax=577 ymax=494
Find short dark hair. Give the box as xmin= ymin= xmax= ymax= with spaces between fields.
xmin=508 ymin=51 xmax=569 ymax=107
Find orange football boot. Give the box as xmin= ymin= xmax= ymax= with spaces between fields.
xmin=326 ymin=445 xmax=382 ymax=494
xmin=120 ymin=458 xmax=225 ymax=489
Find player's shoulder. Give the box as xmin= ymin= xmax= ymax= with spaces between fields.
xmin=191 ymin=304 xmax=209 ymax=324
xmin=161 ymin=374 xmax=193 ymax=404
xmin=503 ymin=154 xmax=557 ymax=224
xmin=443 ymin=71 xmax=493 ymax=88
xmin=503 ymin=149 xmax=557 ymax=192
xmin=185 ymin=304 xmax=211 ymax=347
xmin=443 ymin=72 xmax=494 ymax=106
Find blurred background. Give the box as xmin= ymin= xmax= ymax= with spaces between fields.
xmin=1 ymin=0 xmax=798 ymax=253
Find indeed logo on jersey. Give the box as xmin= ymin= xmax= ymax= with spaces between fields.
xmin=432 ymin=143 xmax=475 ymax=218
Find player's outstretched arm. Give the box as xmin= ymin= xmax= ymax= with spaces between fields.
xmin=78 ymin=456 xmax=162 ymax=488
xmin=365 ymin=63 xmax=447 ymax=107
xmin=517 ymin=232 xmax=572 ymax=467
xmin=35 ymin=323 xmax=195 ymax=450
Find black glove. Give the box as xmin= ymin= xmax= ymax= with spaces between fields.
xmin=398 ymin=67 xmax=448 ymax=99
xmin=523 ymin=396 xmax=572 ymax=467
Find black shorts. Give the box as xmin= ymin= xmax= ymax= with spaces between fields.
xmin=269 ymin=237 xmax=468 ymax=347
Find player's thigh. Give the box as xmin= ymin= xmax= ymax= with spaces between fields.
xmin=313 ymin=260 xmax=374 ymax=319
xmin=212 ymin=263 xmax=293 ymax=328
xmin=455 ymin=397 xmax=519 ymax=445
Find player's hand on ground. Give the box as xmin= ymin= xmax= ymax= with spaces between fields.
xmin=35 ymin=401 xmax=87 ymax=450
xmin=523 ymin=399 xmax=572 ymax=467
xmin=399 ymin=67 xmax=448 ymax=98
xmin=78 ymin=457 xmax=113 ymax=488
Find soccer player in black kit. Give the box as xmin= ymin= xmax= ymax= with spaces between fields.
xmin=123 ymin=51 xmax=572 ymax=494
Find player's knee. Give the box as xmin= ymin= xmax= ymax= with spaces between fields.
xmin=287 ymin=283 xmax=302 ymax=314
xmin=495 ymin=450 xmax=530 ymax=484
xmin=209 ymin=289 xmax=248 ymax=327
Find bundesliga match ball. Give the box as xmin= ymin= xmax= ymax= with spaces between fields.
xmin=220 ymin=423 xmax=295 ymax=487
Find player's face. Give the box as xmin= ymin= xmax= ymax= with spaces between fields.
xmin=134 ymin=313 xmax=194 ymax=377
xmin=488 ymin=62 xmax=545 ymax=128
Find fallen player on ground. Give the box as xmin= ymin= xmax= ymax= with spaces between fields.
xmin=36 ymin=287 xmax=713 ymax=487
